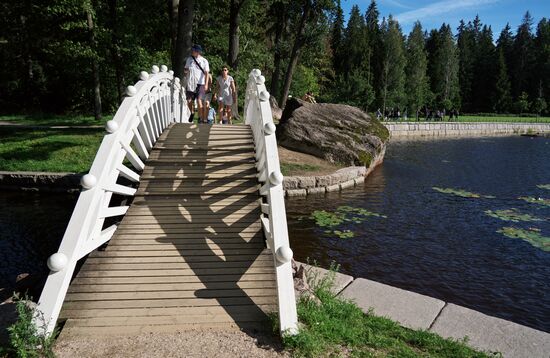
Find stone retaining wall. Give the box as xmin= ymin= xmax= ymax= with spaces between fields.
xmin=385 ymin=122 xmax=550 ymax=138
xmin=0 ymin=171 xmax=82 ymax=192
xmin=283 ymin=146 xmax=385 ymax=197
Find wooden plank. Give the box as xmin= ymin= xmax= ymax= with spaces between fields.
xmin=87 ymin=248 xmax=265 ymax=257
xmin=67 ymin=281 xmax=277 ymax=293
xmin=62 ymin=296 xmax=277 ymax=310
xmin=71 ymin=273 xmax=276 ymax=285
xmin=111 ymin=232 xmax=263 ymax=239
xmin=76 ymin=267 xmax=275 ymax=277
xmin=104 ymin=243 xmax=265 ymax=251
xmin=64 ymin=288 xmax=276 ymax=301
xmin=115 ymin=222 xmax=261 ymax=230
xmin=84 ymin=254 xmax=271 ymax=264
xmin=60 ymin=305 xmax=276 ymax=319
xmin=79 ymin=261 xmax=269 ymax=271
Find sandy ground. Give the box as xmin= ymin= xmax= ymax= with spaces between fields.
xmin=54 ymin=328 xmax=289 ymax=358
xmin=278 ymin=146 xmax=340 ymax=176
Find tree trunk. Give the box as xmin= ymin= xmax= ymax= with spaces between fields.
xmin=174 ymin=0 xmax=194 ymax=80
xmin=108 ymin=0 xmax=124 ymax=103
xmin=269 ymin=2 xmax=285 ymax=96
xmin=228 ymin=0 xmax=244 ymax=70
xmin=280 ymin=0 xmax=311 ymax=108
xmin=168 ymin=0 xmax=180 ymax=67
xmin=87 ymin=6 xmax=102 ymax=120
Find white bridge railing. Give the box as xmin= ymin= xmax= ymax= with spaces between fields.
xmin=245 ymin=69 xmax=298 ymax=335
xmin=36 ymin=65 xmax=189 ymax=334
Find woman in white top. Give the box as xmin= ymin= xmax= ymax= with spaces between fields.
xmin=213 ymin=66 xmax=237 ymax=124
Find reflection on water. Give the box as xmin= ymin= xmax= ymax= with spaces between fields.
xmin=0 ymin=192 xmax=76 ymax=299
xmin=287 ymin=136 xmax=550 ymax=332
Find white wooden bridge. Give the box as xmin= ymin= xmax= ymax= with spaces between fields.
xmin=35 ymin=66 xmax=298 ymax=337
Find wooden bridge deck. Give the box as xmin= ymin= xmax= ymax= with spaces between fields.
xmin=60 ymin=123 xmax=277 ymax=335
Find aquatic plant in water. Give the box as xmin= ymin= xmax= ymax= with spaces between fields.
xmin=309 ymin=206 xmax=386 ymax=239
xmin=497 ymin=227 xmax=550 ymax=252
xmin=432 ymin=187 xmax=495 ymax=199
xmin=518 ymin=196 xmax=550 ymax=208
xmin=484 ymin=209 xmax=544 ymax=223
xmin=537 ymin=184 xmax=550 ymax=191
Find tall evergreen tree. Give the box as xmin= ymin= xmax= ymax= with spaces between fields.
xmin=534 ymin=18 xmax=550 ymax=114
xmin=330 ymin=0 xmax=344 ymax=75
xmin=493 ymin=49 xmax=513 ymax=112
xmin=511 ymin=11 xmax=535 ymax=100
xmin=364 ymin=0 xmax=382 ymax=107
xmin=471 ymin=25 xmax=496 ymax=112
xmin=457 ymin=20 xmax=475 ymax=112
xmin=432 ymin=24 xmax=460 ymax=109
xmin=405 ymin=21 xmax=429 ymax=118
xmin=379 ymin=16 xmax=406 ymax=113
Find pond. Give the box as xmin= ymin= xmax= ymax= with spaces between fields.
xmin=287 ymin=136 xmax=550 ymax=333
xmin=0 ymin=136 xmax=548 ymax=333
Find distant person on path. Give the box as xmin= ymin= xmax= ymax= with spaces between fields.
xmin=214 ymin=66 xmax=237 ymax=125
xmin=203 ymin=73 xmax=213 ymax=123
xmin=302 ymin=91 xmax=317 ymax=103
xmin=184 ymin=44 xmax=210 ymax=123
xmin=376 ymin=108 xmax=382 ymax=120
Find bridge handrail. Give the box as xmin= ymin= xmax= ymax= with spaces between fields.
xmin=35 ymin=65 xmax=188 ymax=335
xmin=244 ymin=69 xmax=298 ymax=335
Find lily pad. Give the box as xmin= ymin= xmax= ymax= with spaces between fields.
xmin=333 ymin=230 xmax=355 ymax=239
xmin=433 ymin=187 xmax=495 ymax=199
xmin=497 ymin=227 xmax=550 ymax=252
xmin=537 ymin=184 xmax=550 ymax=191
xmin=310 ymin=210 xmax=346 ymax=228
xmin=336 ymin=206 xmax=387 ymax=219
xmin=518 ymin=196 xmax=550 ymax=208
xmin=309 ymin=206 xmax=386 ymax=239
xmin=484 ymin=209 xmax=544 ymax=223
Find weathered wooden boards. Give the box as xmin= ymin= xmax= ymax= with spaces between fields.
xmin=61 ymin=124 xmax=276 ymax=335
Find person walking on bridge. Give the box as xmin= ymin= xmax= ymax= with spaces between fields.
xmin=214 ymin=66 xmax=237 ymax=124
xmin=184 ymin=44 xmax=210 ymax=123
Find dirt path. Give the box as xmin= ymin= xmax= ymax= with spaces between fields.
xmin=54 ymin=328 xmax=288 ymax=358
xmin=278 ymin=146 xmax=341 ymax=176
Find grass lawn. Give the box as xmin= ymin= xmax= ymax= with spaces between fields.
xmin=0 ymin=114 xmax=112 ymax=127
xmin=280 ymin=274 xmax=494 ymax=358
xmin=0 ymin=127 xmax=103 ymax=172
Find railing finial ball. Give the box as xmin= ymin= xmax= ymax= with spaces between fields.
xmin=160 ymin=65 xmax=168 ymax=72
xmin=252 ymin=69 xmax=261 ymax=77
xmin=126 ymin=85 xmax=137 ymax=96
xmin=81 ymin=174 xmax=97 ymax=189
xmin=276 ymin=246 xmax=293 ymax=263
xmin=174 ymin=77 xmax=180 ymax=84
xmin=105 ymin=120 xmax=119 ymax=133
xmin=256 ymin=75 xmax=266 ymax=85
xmin=151 ymin=65 xmax=160 ymax=74
xmin=263 ymin=122 xmax=276 ymax=135
xmin=47 ymin=253 xmax=68 ymax=272
xmin=139 ymin=71 xmax=149 ymax=81
xmin=269 ymin=170 xmax=283 ymax=186
xmin=259 ymin=91 xmax=270 ymax=102
xmin=168 ymin=70 xmax=174 ymax=76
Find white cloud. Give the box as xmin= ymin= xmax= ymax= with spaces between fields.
xmin=395 ymin=0 xmax=500 ymax=24
xmin=381 ymin=0 xmax=412 ymax=9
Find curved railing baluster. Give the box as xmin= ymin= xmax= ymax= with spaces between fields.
xmin=35 ymin=65 xmax=189 ymax=335
xmin=244 ymin=69 xmax=299 ymax=335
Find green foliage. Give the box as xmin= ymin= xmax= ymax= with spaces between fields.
xmin=497 ymin=227 xmax=550 ymax=252
xmin=433 ymin=187 xmax=495 ymax=199
xmin=484 ymin=209 xmax=543 ymax=223
xmin=281 ymin=266 xmax=492 ymax=357
xmin=514 ymin=92 xmax=531 ymax=115
xmin=518 ymin=196 xmax=550 ymax=208
xmin=406 ymin=22 xmax=430 ymax=114
xmin=289 ymin=65 xmax=320 ymax=99
xmin=4 ymin=294 xmax=56 ymax=358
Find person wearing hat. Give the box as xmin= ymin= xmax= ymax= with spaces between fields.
xmin=184 ymin=44 xmax=210 ymax=123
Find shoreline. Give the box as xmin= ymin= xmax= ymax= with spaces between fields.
xmin=298 ymin=261 xmax=550 ymax=358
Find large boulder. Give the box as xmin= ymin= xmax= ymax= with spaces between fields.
xmin=277 ymin=98 xmax=389 ymax=166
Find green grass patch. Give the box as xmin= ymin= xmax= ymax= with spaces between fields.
xmin=497 ymin=227 xmax=550 ymax=252
xmin=278 ymin=269 xmax=493 ymax=357
xmin=280 ymin=162 xmax=321 ymax=176
xmin=0 ymin=114 xmax=112 ymax=127
xmin=386 ymin=115 xmax=550 ymax=123
xmin=0 ymin=127 xmax=103 ymax=172
xmin=433 ymin=187 xmax=495 ymax=199
xmin=484 ymin=209 xmax=544 ymax=223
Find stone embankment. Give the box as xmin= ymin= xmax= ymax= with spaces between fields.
xmin=386 ymin=121 xmax=550 ymax=138
xmin=0 ymin=171 xmax=81 ymax=192
xmin=297 ymin=262 xmax=550 ymax=358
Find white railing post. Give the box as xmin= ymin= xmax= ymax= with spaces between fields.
xmin=245 ymin=69 xmax=298 ymax=335
xmin=35 ymin=65 xmax=186 ymax=335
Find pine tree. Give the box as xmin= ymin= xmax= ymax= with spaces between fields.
xmin=405 ymin=21 xmax=430 ymax=118
xmin=432 ymin=24 xmax=460 ymax=109
xmin=365 ymin=0 xmax=382 ymax=107
xmin=472 ymin=25 xmax=496 ymax=112
xmin=342 ymin=5 xmax=367 ymax=75
xmin=331 ymin=0 xmax=344 ymax=75
xmin=534 ymin=18 xmax=550 ymax=115
xmin=493 ymin=49 xmax=513 ymax=113
xmin=511 ymin=11 xmax=535 ymax=100
xmin=457 ymin=20 xmax=475 ymax=112
xmin=380 ymin=16 xmax=406 ymax=113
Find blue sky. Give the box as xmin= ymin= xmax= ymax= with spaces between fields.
xmin=342 ymin=0 xmax=549 ymax=36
